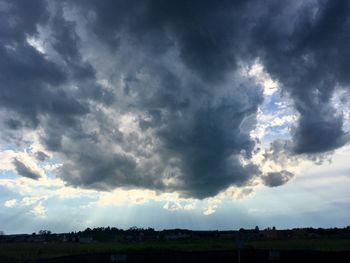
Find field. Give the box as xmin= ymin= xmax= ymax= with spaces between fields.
xmin=0 ymin=238 xmax=234 ymax=261
xmin=247 ymin=238 xmax=350 ymax=251
xmin=1 ymin=238 xmax=350 ymax=261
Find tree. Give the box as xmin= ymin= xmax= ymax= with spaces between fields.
xmin=38 ymin=230 xmax=51 ymax=235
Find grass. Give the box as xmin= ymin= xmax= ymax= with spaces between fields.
xmin=1 ymin=238 xmax=350 ymax=261
xmin=247 ymin=239 xmax=350 ymax=251
xmin=0 ymin=238 xmax=236 ymax=261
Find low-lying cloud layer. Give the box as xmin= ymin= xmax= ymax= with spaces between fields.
xmin=0 ymin=0 xmax=349 ymax=199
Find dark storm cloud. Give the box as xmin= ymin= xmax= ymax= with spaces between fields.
xmin=35 ymin=151 xmax=50 ymax=162
xmin=0 ymin=0 xmax=92 ymax=127
xmin=31 ymin=0 xmax=263 ymax=198
xmin=262 ymin=171 xmax=294 ymax=187
xmin=74 ymin=0 xmax=251 ymax=82
xmin=0 ymin=0 xmax=48 ymax=42
xmin=156 ymin=86 xmax=262 ymax=198
xmin=75 ymin=0 xmax=350 ymax=154
xmin=12 ymin=158 xmax=41 ymax=180
xmin=4 ymin=118 xmax=22 ymax=130
xmin=252 ymin=0 xmax=350 ymax=154
xmin=1 ymin=0 xmax=350 ymax=198
xmin=49 ymin=60 xmax=263 ymax=198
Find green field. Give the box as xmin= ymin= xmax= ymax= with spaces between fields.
xmin=247 ymin=239 xmax=350 ymax=251
xmin=0 ymin=239 xmax=234 ymax=261
xmin=1 ymin=238 xmax=350 ymax=261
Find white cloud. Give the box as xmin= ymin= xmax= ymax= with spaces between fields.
xmin=31 ymin=202 xmax=47 ymax=218
xmin=4 ymin=195 xmax=47 ymax=218
xmin=224 ymin=186 xmax=255 ymax=200
xmin=26 ymin=35 xmax=46 ymax=54
xmin=4 ymin=199 xmax=17 ymax=208
xmin=242 ymin=61 xmax=279 ymax=96
xmin=96 ymin=188 xmax=197 ymax=212
xmin=0 ymin=149 xmax=46 ymax=179
xmin=203 ymin=207 xmax=216 ymax=216
xmin=0 ymin=150 xmax=18 ymax=171
xmin=163 ymin=201 xmax=182 ymax=211
xmin=96 ymin=189 xmax=159 ymax=207
xmin=163 ymin=200 xmax=196 ymax=211
xmin=203 ymin=198 xmax=221 ymax=215
xmin=183 ymin=203 xmax=195 ymax=210
xmin=21 ymin=196 xmax=46 ymax=206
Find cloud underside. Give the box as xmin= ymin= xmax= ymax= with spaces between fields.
xmin=262 ymin=171 xmax=294 ymax=187
xmin=13 ymin=158 xmax=41 ymax=180
xmin=0 ymin=0 xmax=349 ymax=198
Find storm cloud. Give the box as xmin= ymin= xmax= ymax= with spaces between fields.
xmin=252 ymin=0 xmax=350 ymax=154
xmin=262 ymin=171 xmax=294 ymax=187
xmin=12 ymin=158 xmax=41 ymax=180
xmin=1 ymin=0 xmax=349 ymax=198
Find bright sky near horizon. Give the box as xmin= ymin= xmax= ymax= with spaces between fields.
xmin=1 ymin=0 xmax=350 ymax=234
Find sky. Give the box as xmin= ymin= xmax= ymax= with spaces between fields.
xmin=1 ymin=0 xmax=350 ymax=234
